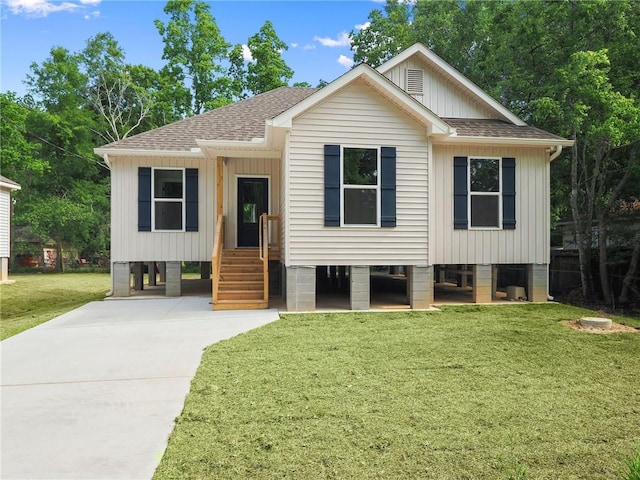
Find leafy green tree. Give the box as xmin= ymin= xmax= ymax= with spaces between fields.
xmin=0 ymin=93 xmax=46 ymax=186
xmin=154 ymin=0 xmax=231 ymax=115
xmin=350 ymin=0 xmax=415 ymax=67
xmin=20 ymin=47 xmax=110 ymax=270
xmin=246 ymin=21 xmax=293 ymax=95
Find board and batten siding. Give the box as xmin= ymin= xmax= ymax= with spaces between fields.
xmin=287 ymin=80 xmax=430 ymax=266
xmin=223 ymin=157 xmax=280 ymax=247
xmin=432 ymin=146 xmax=550 ymax=265
xmin=110 ymin=156 xmax=215 ymax=262
xmin=0 ymin=188 xmax=11 ymax=258
xmin=383 ymin=58 xmax=498 ymax=120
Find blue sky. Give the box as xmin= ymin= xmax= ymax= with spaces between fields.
xmin=0 ymin=0 xmax=381 ymax=97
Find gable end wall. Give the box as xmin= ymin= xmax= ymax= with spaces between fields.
xmin=383 ymin=58 xmax=499 ymax=120
xmin=287 ymin=81 xmax=430 ymax=266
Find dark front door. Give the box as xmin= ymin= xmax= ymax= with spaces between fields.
xmin=237 ymin=177 xmax=269 ymax=247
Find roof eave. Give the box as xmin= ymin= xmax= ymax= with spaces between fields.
xmin=93 ymin=147 xmax=204 ymax=158
xmin=197 ymin=138 xmax=282 ymax=159
xmin=433 ymin=136 xmax=576 ymax=148
xmin=0 ymin=181 xmax=21 ymax=191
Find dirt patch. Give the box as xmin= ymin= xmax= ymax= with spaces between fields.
xmin=563 ymin=320 xmax=639 ymax=334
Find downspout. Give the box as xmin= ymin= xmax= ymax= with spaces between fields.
xmin=547 ymin=145 xmax=562 ymax=300
xmin=548 ymin=145 xmax=563 ymax=162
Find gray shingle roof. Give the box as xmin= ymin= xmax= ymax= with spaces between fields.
xmin=97 ymin=87 xmax=567 ymax=153
xmin=98 ymin=86 xmax=318 ymax=151
xmin=443 ymin=118 xmax=567 ymax=141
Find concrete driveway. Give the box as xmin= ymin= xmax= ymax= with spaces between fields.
xmin=1 ymin=297 xmax=279 ymax=480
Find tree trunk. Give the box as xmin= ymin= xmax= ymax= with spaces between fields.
xmin=56 ymin=240 xmax=64 ymax=273
xmin=618 ymin=230 xmax=640 ymax=305
xmin=570 ymin=139 xmax=594 ymax=299
xmin=597 ymin=214 xmax=613 ymax=305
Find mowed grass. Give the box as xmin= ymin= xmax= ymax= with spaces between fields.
xmin=0 ymin=273 xmax=110 ymax=339
xmin=155 ymin=304 xmax=640 ymax=480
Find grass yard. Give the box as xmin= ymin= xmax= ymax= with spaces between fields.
xmin=155 ymin=304 xmax=640 ymax=480
xmin=0 ymin=273 xmax=111 ymax=340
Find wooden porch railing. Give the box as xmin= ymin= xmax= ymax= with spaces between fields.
xmin=259 ymin=214 xmax=281 ymax=303
xmin=211 ymin=214 xmax=224 ymax=306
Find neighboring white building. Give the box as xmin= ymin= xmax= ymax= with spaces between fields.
xmin=0 ymin=175 xmax=21 ymax=283
xmin=95 ymin=43 xmax=574 ymax=311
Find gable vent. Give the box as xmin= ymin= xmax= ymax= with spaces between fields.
xmin=406 ymin=68 xmax=424 ymax=95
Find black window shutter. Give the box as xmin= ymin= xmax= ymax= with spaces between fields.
xmin=453 ymin=156 xmax=468 ymax=229
xmin=324 ymin=144 xmax=341 ymax=226
xmin=138 ymin=167 xmax=152 ymax=232
xmin=185 ymin=168 xmax=198 ymax=232
xmin=380 ymin=146 xmax=397 ymax=227
xmin=502 ymin=157 xmax=516 ymax=230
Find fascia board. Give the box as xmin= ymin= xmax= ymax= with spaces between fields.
xmin=378 ymin=43 xmax=527 ymax=127
xmin=93 ymin=147 xmax=204 ymax=158
xmin=0 ymin=181 xmax=21 ymax=191
xmin=433 ymin=136 xmax=575 ymax=147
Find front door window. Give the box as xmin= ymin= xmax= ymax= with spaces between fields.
xmin=237 ymin=178 xmax=268 ymax=247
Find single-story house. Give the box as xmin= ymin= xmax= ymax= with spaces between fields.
xmin=94 ymin=43 xmax=574 ymax=311
xmin=0 ymin=175 xmax=21 ymax=283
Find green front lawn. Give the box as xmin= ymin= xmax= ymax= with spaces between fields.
xmin=155 ymin=304 xmax=640 ymax=480
xmin=0 ymin=273 xmax=111 ymax=340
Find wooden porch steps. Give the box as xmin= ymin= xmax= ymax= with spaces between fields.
xmin=213 ymin=248 xmax=268 ymax=310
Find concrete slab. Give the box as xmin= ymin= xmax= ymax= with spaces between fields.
xmin=1 ymin=297 xmax=279 ymax=480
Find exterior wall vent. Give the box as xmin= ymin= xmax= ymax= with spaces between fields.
xmin=406 ymin=68 xmax=424 ymax=95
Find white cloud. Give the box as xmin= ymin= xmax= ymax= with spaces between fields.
xmin=302 ymin=44 xmax=316 ymax=51
xmin=337 ymin=55 xmax=354 ymax=69
xmin=83 ymin=9 xmax=99 ymax=20
xmin=291 ymin=43 xmax=298 ymax=48
xmin=314 ymin=31 xmax=351 ymax=48
xmin=5 ymin=0 xmax=101 ymax=17
xmin=355 ymin=21 xmax=370 ymax=31
xmin=241 ymin=44 xmax=254 ymax=62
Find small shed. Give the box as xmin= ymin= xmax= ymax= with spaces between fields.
xmin=0 ymin=175 xmax=21 ymax=283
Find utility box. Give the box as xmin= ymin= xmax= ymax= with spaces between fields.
xmin=506 ymin=286 xmax=527 ymax=301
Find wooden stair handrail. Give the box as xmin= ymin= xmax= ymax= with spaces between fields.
xmin=259 ymin=214 xmax=281 ymax=304
xmin=211 ymin=214 xmax=224 ymax=306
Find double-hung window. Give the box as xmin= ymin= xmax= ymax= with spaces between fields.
xmin=453 ymin=155 xmax=515 ymax=230
xmin=469 ymin=157 xmax=501 ymax=228
xmin=342 ymin=147 xmax=379 ymax=226
xmin=153 ymin=168 xmax=184 ymax=231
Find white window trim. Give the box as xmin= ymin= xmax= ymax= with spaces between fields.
xmin=468 ymin=156 xmax=502 ymax=230
xmin=340 ymin=145 xmax=381 ymax=227
xmin=152 ymin=167 xmax=185 ymax=232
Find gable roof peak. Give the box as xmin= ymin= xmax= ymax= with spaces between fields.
xmin=377 ymin=43 xmax=526 ymax=127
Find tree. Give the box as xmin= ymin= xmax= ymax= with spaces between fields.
xmin=154 ymin=0 xmax=231 ymax=115
xmin=245 ymin=21 xmax=294 ymax=95
xmin=82 ymin=33 xmax=154 ymax=143
xmin=350 ymin=0 xmax=415 ymax=68
xmin=21 ymin=47 xmax=110 ymax=270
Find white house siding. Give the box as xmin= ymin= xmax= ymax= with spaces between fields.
xmin=432 ymin=145 xmax=550 ymax=265
xmin=223 ymin=156 xmax=280 ymax=248
xmin=110 ymin=155 xmax=215 ymax=262
xmin=280 ymin=136 xmax=290 ymax=264
xmin=0 ymin=188 xmax=11 ymax=258
xmin=383 ymin=58 xmax=498 ymax=120
xmin=287 ymin=80 xmax=430 ymax=266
